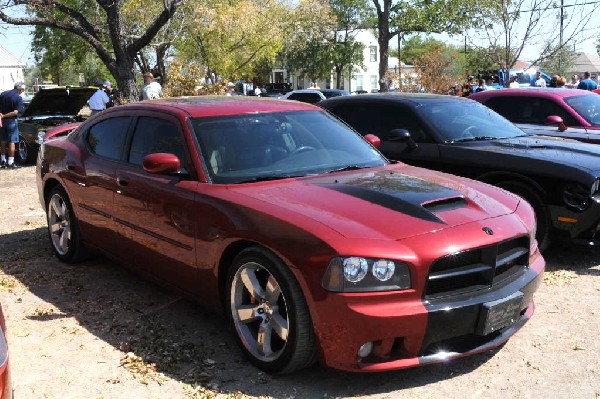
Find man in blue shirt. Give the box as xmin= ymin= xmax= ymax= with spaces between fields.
xmin=0 ymin=82 xmax=26 ymax=168
xmin=88 ymin=80 xmax=110 ymax=115
xmin=577 ymin=72 xmax=598 ymax=91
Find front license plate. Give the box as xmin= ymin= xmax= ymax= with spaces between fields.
xmin=476 ymin=291 xmax=524 ymax=336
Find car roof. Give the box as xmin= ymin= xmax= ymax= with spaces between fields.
xmin=112 ymin=96 xmax=320 ymax=118
xmin=320 ymin=92 xmax=473 ymax=107
xmin=469 ymin=87 xmax=597 ymax=101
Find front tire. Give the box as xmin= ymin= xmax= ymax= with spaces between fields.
xmin=226 ymin=246 xmax=316 ymax=374
xmin=46 ymin=186 xmax=89 ymax=263
xmin=17 ymin=135 xmax=36 ymax=164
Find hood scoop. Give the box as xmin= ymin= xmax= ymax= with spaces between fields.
xmin=422 ymin=196 xmax=468 ymax=213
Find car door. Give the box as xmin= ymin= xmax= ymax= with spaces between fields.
xmin=67 ymin=116 xmax=132 ymax=252
xmin=326 ymin=102 xmax=442 ymax=168
xmin=112 ymin=113 xmax=201 ymax=294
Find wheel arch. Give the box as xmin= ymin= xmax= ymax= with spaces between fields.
xmin=476 ymin=171 xmax=548 ymax=199
xmin=42 ymin=178 xmax=63 ymax=209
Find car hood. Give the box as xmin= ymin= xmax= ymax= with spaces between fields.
xmin=22 ymin=87 xmax=96 ymax=118
xmin=230 ymin=165 xmax=520 ymax=240
xmin=450 ymin=135 xmax=600 ymax=176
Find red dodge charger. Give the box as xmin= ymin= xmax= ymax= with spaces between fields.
xmin=36 ymin=96 xmax=544 ymax=373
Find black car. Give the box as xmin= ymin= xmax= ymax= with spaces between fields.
xmin=320 ymin=93 xmax=600 ymax=250
xmin=17 ymin=86 xmax=96 ymax=163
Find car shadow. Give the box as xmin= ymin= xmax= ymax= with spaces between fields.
xmin=0 ymin=226 xmax=548 ymax=397
xmin=543 ymin=245 xmax=600 ymax=277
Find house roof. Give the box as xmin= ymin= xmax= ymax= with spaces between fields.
xmin=0 ymin=44 xmax=25 ymax=68
xmin=513 ymin=60 xmax=532 ymax=70
xmin=571 ymin=52 xmax=600 ymax=73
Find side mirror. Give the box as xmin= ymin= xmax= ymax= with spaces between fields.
xmin=389 ymin=128 xmax=418 ymax=150
xmin=143 ymin=153 xmax=181 ymax=174
xmin=364 ymin=134 xmax=381 ymax=148
xmin=546 ymin=115 xmax=567 ymax=132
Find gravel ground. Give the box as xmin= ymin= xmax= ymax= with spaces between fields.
xmin=1 ymin=165 xmax=599 ymax=399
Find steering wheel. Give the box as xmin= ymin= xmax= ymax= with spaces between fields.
xmin=461 ymin=125 xmax=478 ymax=137
xmin=290 ymin=146 xmax=315 ymax=156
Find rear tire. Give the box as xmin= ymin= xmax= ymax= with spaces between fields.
xmin=46 ymin=186 xmax=90 ymax=263
xmin=497 ymin=180 xmax=551 ymax=251
xmin=226 ymin=246 xmax=316 ymax=374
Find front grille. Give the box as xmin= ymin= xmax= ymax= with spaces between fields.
xmin=425 ymin=236 xmax=529 ymax=298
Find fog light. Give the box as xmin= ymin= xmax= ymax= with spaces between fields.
xmin=357 ymin=342 xmax=373 ymax=358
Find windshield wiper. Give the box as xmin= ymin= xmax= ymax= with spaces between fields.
xmin=236 ymin=174 xmax=304 ymax=183
xmin=327 ymin=165 xmax=369 ymax=173
xmin=450 ymin=136 xmax=498 ymax=143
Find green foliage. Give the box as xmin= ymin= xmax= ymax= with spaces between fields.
xmin=31 ymin=26 xmax=109 ymax=86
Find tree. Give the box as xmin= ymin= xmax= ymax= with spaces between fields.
xmin=174 ymin=0 xmax=291 ymax=83
xmin=414 ymin=42 xmax=461 ymax=94
xmin=31 ymin=26 xmax=109 ymax=86
xmin=370 ymin=0 xmax=477 ymax=92
xmin=0 ymin=0 xmax=186 ymax=101
xmin=469 ymin=0 xmax=599 ymax=78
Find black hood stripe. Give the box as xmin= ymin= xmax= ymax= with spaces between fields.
xmin=316 ymin=183 xmax=446 ymax=224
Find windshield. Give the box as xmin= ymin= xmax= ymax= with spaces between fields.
xmin=565 ymin=95 xmax=600 ymax=126
xmin=417 ymin=100 xmax=527 ymax=142
xmin=192 ymin=110 xmax=386 ymax=184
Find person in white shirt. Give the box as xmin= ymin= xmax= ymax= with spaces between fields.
xmin=509 ymin=76 xmax=520 ymax=88
xmin=141 ymin=72 xmax=163 ymax=100
xmin=534 ymin=71 xmax=546 ymax=87
xmin=88 ymin=80 xmax=110 ymax=115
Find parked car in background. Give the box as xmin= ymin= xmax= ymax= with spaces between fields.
xmin=0 ymin=303 xmax=11 ymax=399
xmin=17 ymin=86 xmax=95 ymax=164
xmin=320 ymin=93 xmax=600 ymax=251
xmin=470 ymin=88 xmax=600 ymax=143
xmin=319 ymin=89 xmax=350 ymax=98
xmin=282 ymin=89 xmax=326 ymax=103
xmin=37 ymin=96 xmax=543 ymax=373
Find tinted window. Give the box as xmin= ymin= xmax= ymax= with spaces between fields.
xmin=328 ymin=104 xmax=432 ymax=143
xmin=86 ymin=117 xmax=130 ymax=160
xmin=288 ymin=93 xmax=323 ymax=104
xmin=485 ymin=96 xmax=578 ymax=125
xmin=128 ymin=117 xmax=186 ymax=167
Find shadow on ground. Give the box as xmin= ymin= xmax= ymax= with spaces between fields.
xmin=1 ymin=227 xmax=575 ymax=398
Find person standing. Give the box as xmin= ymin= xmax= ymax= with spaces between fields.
xmin=534 ymin=71 xmax=546 ymax=87
xmin=566 ymin=74 xmax=580 ymax=89
xmin=577 ymin=71 xmax=598 ymax=91
xmin=88 ymin=80 xmax=110 ymax=115
xmin=0 ymin=81 xmax=26 ymax=168
xmin=141 ymin=72 xmax=163 ymax=100
xmin=104 ymin=81 xmax=120 ymax=108
xmin=509 ymin=76 xmax=520 ymax=88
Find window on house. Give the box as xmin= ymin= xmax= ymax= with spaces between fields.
xmin=369 ymin=46 xmax=377 ymax=62
xmin=370 ymin=75 xmax=378 ymax=90
xmin=356 ymin=75 xmax=363 ymax=91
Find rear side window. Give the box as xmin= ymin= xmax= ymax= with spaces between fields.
xmin=86 ymin=117 xmax=130 ymax=160
xmin=485 ymin=96 xmax=578 ymax=125
xmin=328 ymin=103 xmax=431 ymax=142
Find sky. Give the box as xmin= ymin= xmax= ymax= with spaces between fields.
xmin=2 ymin=11 xmax=599 ymax=67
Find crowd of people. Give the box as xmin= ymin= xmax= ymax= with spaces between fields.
xmin=87 ymin=71 xmax=164 ymax=114
xmin=450 ymin=70 xmax=598 ymax=96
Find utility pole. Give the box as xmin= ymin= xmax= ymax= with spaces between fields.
xmin=558 ymin=0 xmax=565 ymax=71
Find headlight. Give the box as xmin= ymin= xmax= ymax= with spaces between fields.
xmin=592 ymin=179 xmax=600 ymax=196
xmin=322 ymin=256 xmax=411 ymax=292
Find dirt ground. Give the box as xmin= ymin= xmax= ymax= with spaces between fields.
xmin=1 ymin=165 xmax=599 ymax=399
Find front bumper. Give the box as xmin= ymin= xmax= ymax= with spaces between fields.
xmin=549 ymin=199 xmax=600 ymax=245
xmin=312 ymin=250 xmax=544 ymax=372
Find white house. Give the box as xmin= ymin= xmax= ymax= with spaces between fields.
xmin=277 ymin=29 xmax=399 ymax=93
xmin=0 ymin=44 xmax=25 ymax=91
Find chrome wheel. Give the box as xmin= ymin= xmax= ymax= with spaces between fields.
xmin=230 ymin=262 xmax=289 ymax=362
xmin=48 ymin=193 xmax=71 ymax=256
xmin=18 ymin=138 xmax=28 ymax=163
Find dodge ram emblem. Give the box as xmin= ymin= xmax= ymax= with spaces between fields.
xmin=482 ymin=227 xmax=494 ymax=235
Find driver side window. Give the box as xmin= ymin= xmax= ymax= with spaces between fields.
xmin=128 ymin=117 xmax=187 ymax=172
